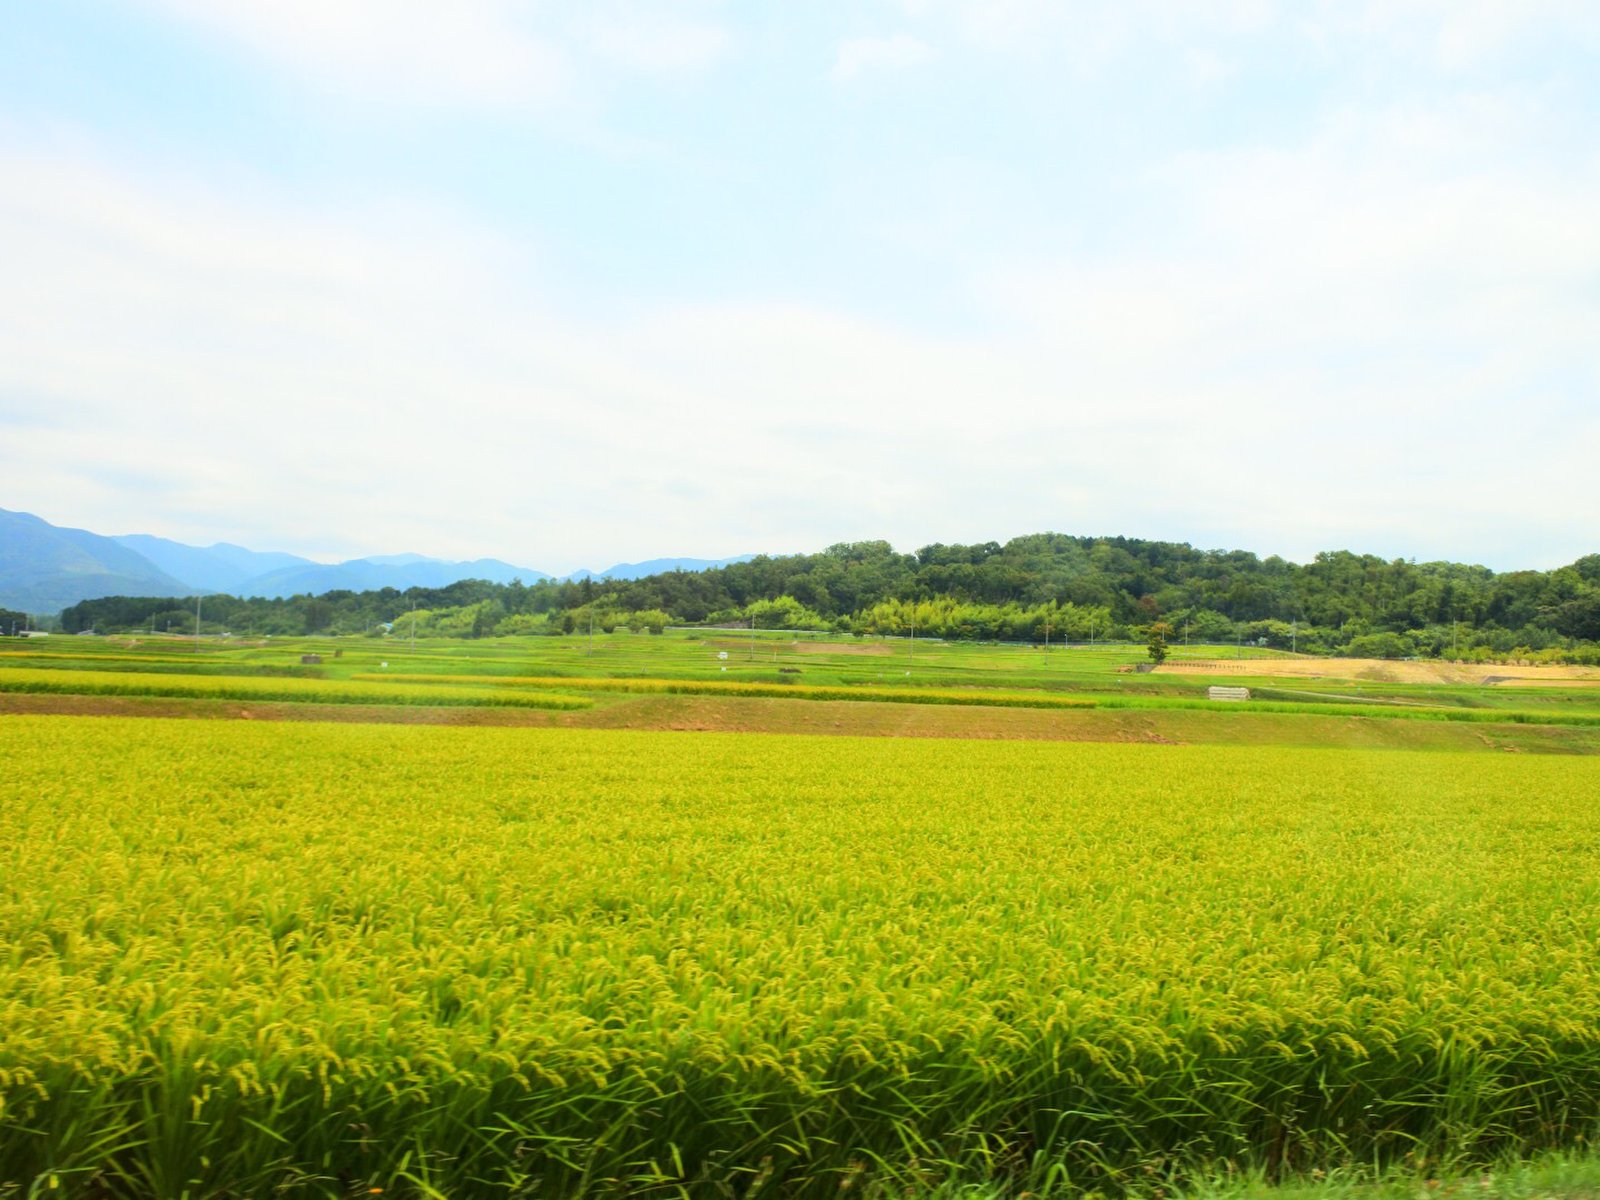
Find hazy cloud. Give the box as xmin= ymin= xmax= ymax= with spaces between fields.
xmin=577 ymin=7 xmax=732 ymax=74
xmin=832 ymin=34 xmax=937 ymax=82
xmin=143 ymin=0 xmax=571 ymax=109
xmin=139 ymin=0 xmax=736 ymax=112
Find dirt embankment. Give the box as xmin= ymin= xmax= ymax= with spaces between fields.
xmin=8 ymin=691 xmax=1600 ymax=754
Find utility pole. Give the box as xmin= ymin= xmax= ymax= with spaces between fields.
xmin=410 ymin=602 xmax=417 ymax=652
xmin=909 ymin=605 xmax=915 ymax=666
xmin=588 ymin=608 xmax=595 ymax=657
xmin=749 ymin=616 xmax=755 ymax=661
xmin=1044 ymin=616 xmax=1050 ymax=655
xmin=194 ymin=595 xmax=201 ymax=652
xmin=1291 ymin=619 xmax=1297 ymax=655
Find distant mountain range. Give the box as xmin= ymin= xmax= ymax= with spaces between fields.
xmin=0 ymin=507 xmax=754 ymax=613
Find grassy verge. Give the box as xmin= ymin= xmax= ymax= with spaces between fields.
xmin=886 ymin=1152 xmax=1600 ymax=1199
xmin=354 ymin=672 xmax=1101 ymax=709
xmin=1092 ymin=694 xmax=1600 ymax=727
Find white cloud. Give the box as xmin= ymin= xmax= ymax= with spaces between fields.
xmin=138 ymin=0 xmax=736 ymax=111
xmin=142 ymin=0 xmax=571 ymax=109
xmin=891 ymin=0 xmax=1600 ymax=85
xmin=1183 ymin=47 xmax=1234 ymax=88
xmin=3 ymin=107 xmax=1597 ymax=571
xmin=831 ymin=34 xmax=936 ymax=83
xmin=889 ymin=0 xmax=1275 ymax=66
xmin=964 ymin=96 xmax=1600 ymax=563
xmin=1294 ymin=0 xmax=1600 ymax=72
xmin=577 ymin=8 xmax=732 ymax=74
xmin=6 ymin=1 xmax=1600 ymax=573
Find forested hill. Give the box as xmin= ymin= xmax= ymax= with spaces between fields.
xmin=60 ymin=534 xmax=1600 ymax=659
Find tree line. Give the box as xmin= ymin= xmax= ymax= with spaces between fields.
xmin=55 ymin=534 xmax=1600 ymax=661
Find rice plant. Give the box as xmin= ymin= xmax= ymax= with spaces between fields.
xmin=3 ymin=719 xmax=1599 ymax=1195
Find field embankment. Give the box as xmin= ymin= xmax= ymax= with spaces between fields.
xmin=8 ymin=690 xmax=1600 ymax=752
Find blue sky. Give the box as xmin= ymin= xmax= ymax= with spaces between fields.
xmin=2 ymin=2 xmax=1597 ymax=573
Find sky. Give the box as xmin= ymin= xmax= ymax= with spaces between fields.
xmin=1 ymin=2 xmax=1597 ymax=575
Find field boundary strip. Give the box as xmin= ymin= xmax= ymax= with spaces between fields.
xmin=351 ymin=672 xmax=1102 ymax=710
xmin=352 ymin=672 xmax=1600 ymax=726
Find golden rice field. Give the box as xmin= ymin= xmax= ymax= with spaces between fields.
xmin=3 ymin=716 xmax=1600 ymax=1196
xmin=0 ymin=667 xmax=591 ymax=710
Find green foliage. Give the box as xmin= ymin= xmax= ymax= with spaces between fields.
xmin=854 ymin=597 xmax=1114 ymax=642
xmin=1346 ymin=630 xmax=1417 ymax=659
xmin=1148 ymin=620 xmax=1172 ymax=664
xmin=52 ymin=532 xmax=1600 ymax=660
xmin=301 ymin=597 xmax=333 ymax=633
xmin=626 ymin=608 xmax=671 ymax=634
xmin=745 ymin=594 xmax=827 ymax=629
xmin=491 ymin=611 xmax=549 ymax=636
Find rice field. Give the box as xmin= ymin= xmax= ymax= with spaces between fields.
xmin=7 ymin=633 xmax=1600 ymax=741
xmin=0 ymin=667 xmax=591 ymax=710
xmin=4 ymin=716 xmax=1600 ymax=1196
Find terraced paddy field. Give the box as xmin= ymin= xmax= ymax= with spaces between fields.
xmin=4 ymin=631 xmax=1600 ymax=750
xmin=4 ymin=717 xmax=1600 ymax=1196
xmin=0 ymin=629 xmax=1294 ymax=692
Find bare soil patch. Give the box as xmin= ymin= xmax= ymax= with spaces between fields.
xmin=787 ymin=640 xmax=892 ymax=656
xmin=564 ymin=694 xmax=1177 ymax=741
xmin=559 ymin=695 xmax=1600 ymax=753
xmin=8 ymin=689 xmax=1598 ymax=754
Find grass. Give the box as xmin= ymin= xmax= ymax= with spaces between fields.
xmin=6 ymin=718 xmax=1600 ymax=1195
xmin=354 ymin=671 xmax=1101 ymax=710
xmin=878 ymin=1151 xmax=1600 ymax=1199
xmin=0 ymin=630 xmax=1294 ymax=692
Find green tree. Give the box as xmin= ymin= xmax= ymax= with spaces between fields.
xmin=303 ymin=598 xmax=333 ymax=633
xmin=1147 ymin=621 xmax=1172 ymax=665
xmin=633 ymin=608 xmax=671 ymax=635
